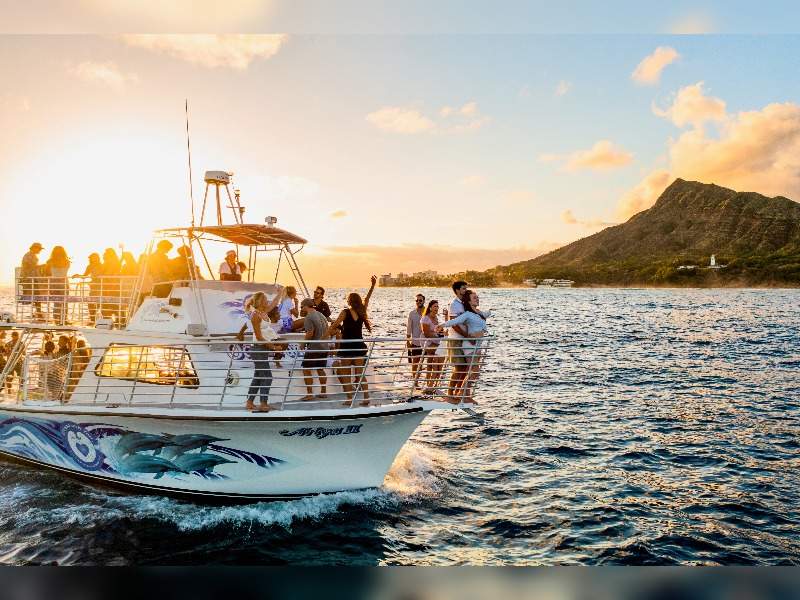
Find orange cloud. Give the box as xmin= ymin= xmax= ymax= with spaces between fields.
xmin=366 ymin=107 xmax=435 ymax=134
xmin=631 ymin=46 xmax=680 ymax=85
xmin=616 ymin=170 xmax=673 ymax=220
xmin=368 ymin=101 xmax=488 ymax=134
xmin=561 ymin=209 xmax=617 ymax=229
xmin=120 ymin=34 xmax=287 ymax=70
xmin=653 ymin=81 xmax=726 ymax=128
xmin=330 ymin=209 xmax=348 ymax=219
xmin=68 ymin=60 xmax=138 ymax=91
xmin=669 ymin=102 xmax=800 ymax=198
xmin=544 ymin=140 xmax=633 ymax=172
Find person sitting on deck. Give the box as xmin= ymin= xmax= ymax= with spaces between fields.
xmin=219 ymin=250 xmax=243 ymax=281
xmin=278 ymin=286 xmax=299 ymax=333
xmin=300 ymin=298 xmax=330 ymax=401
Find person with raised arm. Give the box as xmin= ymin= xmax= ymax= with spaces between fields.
xmin=239 ymin=289 xmax=285 ymax=412
xmin=328 ymin=275 xmax=376 ymax=406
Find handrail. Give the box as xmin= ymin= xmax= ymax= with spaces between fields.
xmin=0 ymin=333 xmax=492 ymax=412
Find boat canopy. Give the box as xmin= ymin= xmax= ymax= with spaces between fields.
xmin=157 ymin=224 xmax=307 ymax=247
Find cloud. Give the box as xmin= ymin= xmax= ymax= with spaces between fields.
xmin=668 ymin=102 xmax=800 ymax=199
xmin=68 ymin=60 xmax=138 ymax=90
xmin=631 ymin=46 xmax=680 ymax=85
xmin=365 ymin=107 xmax=436 ymax=134
xmin=316 ymin=242 xmax=560 ymax=283
xmin=120 ymin=34 xmax=287 ymax=70
xmin=561 ymin=209 xmax=617 ymax=229
xmin=330 ymin=209 xmax=348 ymax=219
xmin=668 ymin=13 xmax=715 ymax=34
xmin=542 ymin=140 xmax=633 ymax=172
xmin=0 ymin=94 xmax=30 ymax=112
xmin=368 ymin=101 xmax=488 ymax=134
xmin=501 ymin=190 xmax=536 ymax=205
xmin=460 ymin=175 xmax=486 ymax=187
xmin=653 ymin=81 xmax=726 ymax=128
xmin=616 ymin=170 xmax=673 ymax=220
xmin=619 ymin=88 xmax=800 ymax=220
xmin=554 ymin=80 xmax=571 ymax=96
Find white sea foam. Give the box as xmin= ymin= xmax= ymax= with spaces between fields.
xmin=2 ymin=441 xmax=447 ymax=535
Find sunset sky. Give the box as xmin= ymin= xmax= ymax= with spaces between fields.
xmin=2 ymin=3 xmax=800 ymax=286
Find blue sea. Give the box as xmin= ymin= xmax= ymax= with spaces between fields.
xmin=0 ymin=288 xmax=797 ymax=565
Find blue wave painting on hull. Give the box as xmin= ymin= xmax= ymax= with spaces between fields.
xmin=0 ymin=415 xmax=285 ymax=481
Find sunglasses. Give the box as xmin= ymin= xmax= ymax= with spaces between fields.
xmin=416 ymin=298 xmax=425 ymax=303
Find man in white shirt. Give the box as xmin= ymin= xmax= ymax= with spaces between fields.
xmin=446 ymin=280 xmax=469 ymax=401
xmin=219 ymin=250 xmax=243 ymax=281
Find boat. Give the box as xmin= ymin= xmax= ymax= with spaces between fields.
xmin=0 ymin=170 xmax=491 ymax=501
xmin=537 ymin=279 xmax=574 ymax=288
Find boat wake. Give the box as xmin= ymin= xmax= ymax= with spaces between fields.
xmin=1 ymin=441 xmax=446 ymax=535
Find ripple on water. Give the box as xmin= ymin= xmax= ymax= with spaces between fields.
xmin=0 ymin=288 xmax=799 ymax=564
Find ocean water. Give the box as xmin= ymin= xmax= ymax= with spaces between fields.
xmin=0 ymin=287 xmax=797 ymax=565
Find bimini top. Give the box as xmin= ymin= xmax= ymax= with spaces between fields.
xmin=157 ymin=224 xmax=307 ymax=246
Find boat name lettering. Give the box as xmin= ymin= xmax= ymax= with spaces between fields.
xmin=279 ymin=424 xmax=362 ymax=439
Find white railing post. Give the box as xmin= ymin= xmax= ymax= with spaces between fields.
xmin=350 ymin=340 xmax=376 ymax=408
xmin=280 ymin=346 xmax=297 ymax=410
xmin=219 ymin=348 xmax=235 ymax=409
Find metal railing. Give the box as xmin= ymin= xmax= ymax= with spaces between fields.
xmin=0 ymin=333 xmax=492 ymax=412
xmin=14 ymin=275 xmax=139 ymax=327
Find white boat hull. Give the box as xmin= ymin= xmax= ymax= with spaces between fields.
xmin=0 ymin=404 xmax=433 ymax=500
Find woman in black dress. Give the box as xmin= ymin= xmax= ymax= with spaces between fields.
xmin=329 ymin=276 xmax=376 ymax=405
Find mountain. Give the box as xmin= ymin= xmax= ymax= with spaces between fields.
xmin=490 ymin=179 xmax=800 ymax=286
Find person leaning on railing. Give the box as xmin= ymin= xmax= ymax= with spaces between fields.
xmin=44 ymin=246 xmax=70 ymax=325
xmin=437 ymin=289 xmax=490 ymax=404
xmin=73 ymin=253 xmax=103 ymax=324
xmin=419 ymin=299 xmax=446 ymax=395
xmin=237 ymin=289 xmax=285 ymax=412
xmin=20 ymin=242 xmax=45 ymax=321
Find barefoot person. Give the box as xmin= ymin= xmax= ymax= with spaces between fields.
xmin=420 ymin=299 xmax=445 ymax=395
xmin=406 ymin=293 xmax=425 ymax=379
xmin=328 ymin=275 xmax=376 ymax=406
xmin=438 ymin=289 xmax=490 ymax=403
xmin=241 ymin=290 xmax=284 ymax=412
xmin=300 ymin=298 xmax=330 ymax=400
xmin=445 ymin=280 xmax=469 ymax=401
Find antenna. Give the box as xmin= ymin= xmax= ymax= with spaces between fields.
xmin=185 ymin=99 xmax=196 ymax=227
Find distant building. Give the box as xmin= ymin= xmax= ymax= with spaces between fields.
xmin=412 ymin=270 xmax=438 ymax=279
xmin=677 ymin=265 xmax=697 ymax=271
xmin=707 ymin=254 xmax=727 ymax=270
xmin=379 ymin=274 xmax=394 ymax=286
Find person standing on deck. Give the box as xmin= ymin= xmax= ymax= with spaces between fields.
xmin=20 ymin=242 xmax=44 ymax=320
xmin=406 ymin=293 xmax=425 ymax=379
xmin=312 ymin=286 xmax=332 ymax=320
xmin=300 ymin=298 xmax=330 ymax=401
xmin=242 ymin=290 xmax=284 ymax=412
xmin=445 ymin=280 xmax=469 ymax=402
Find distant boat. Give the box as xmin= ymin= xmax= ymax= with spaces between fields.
xmin=537 ymin=279 xmax=574 ymax=288
xmin=522 ymin=279 xmax=537 ymax=288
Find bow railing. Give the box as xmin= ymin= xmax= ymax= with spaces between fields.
xmin=0 ymin=334 xmax=493 ymax=412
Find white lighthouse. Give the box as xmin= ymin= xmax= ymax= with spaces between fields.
xmin=710 ymin=254 xmax=716 ymax=267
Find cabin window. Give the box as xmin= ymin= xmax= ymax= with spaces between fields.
xmin=95 ymin=345 xmax=199 ymax=388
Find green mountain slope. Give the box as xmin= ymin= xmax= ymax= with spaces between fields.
xmin=490 ymin=179 xmax=800 ymax=286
